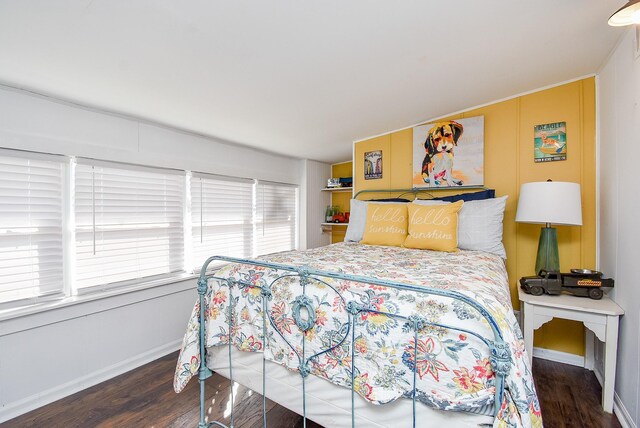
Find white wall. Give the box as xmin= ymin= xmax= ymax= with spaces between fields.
xmin=0 ymin=86 xmax=316 ymax=422
xmin=0 ymin=281 xmax=195 ymax=421
xmin=0 ymin=86 xmax=303 ymax=184
xmin=303 ymin=160 xmax=331 ymax=249
xmin=598 ymin=27 xmax=640 ymax=426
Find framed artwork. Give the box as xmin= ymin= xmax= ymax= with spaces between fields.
xmin=412 ymin=115 xmax=484 ymax=188
xmin=364 ymin=150 xmax=382 ymax=180
xmin=534 ymin=122 xmax=566 ymax=162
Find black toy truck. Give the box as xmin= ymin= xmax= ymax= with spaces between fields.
xmin=520 ymin=269 xmax=614 ymax=300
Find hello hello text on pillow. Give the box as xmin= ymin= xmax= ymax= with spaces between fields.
xmin=403 ymin=201 xmax=463 ymax=252
xmin=359 ymin=203 xmax=407 ymax=247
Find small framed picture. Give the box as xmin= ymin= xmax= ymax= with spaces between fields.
xmin=364 ymin=150 xmax=382 ymax=180
xmin=534 ymin=122 xmax=567 ymax=163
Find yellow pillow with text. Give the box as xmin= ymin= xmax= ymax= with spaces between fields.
xmin=404 ymin=201 xmax=463 ymax=251
xmin=360 ymin=203 xmax=408 ymax=247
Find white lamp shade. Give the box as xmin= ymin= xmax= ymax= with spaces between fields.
xmin=515 ymin=181 xmax=582 ymax=226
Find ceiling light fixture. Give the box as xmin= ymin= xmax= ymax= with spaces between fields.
xmin=608 ymin=0 xmax=640 ymax=26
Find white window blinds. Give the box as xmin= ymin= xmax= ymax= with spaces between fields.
xmin=190 ymin=174 xmax=254 ymax=272
xmin=255 ymin=181 xmax=297 ymax=256
xmin=0 ymin=147 xmax=300 ymax=305
xmin=0 ymin=152 xmax=64 ymax=303
xmin=74 ymin=161 xmax=185 ymax=290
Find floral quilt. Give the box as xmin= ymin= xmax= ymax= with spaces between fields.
xmin=174 ymin=242 xmax=542 ymax=427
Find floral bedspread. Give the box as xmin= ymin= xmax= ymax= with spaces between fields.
xmin=174 ymin=242 xmax=542 ymax=427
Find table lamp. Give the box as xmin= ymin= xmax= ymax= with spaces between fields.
xmin=515 ymin=180 xmax=582 ymax=273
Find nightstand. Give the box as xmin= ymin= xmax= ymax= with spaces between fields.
xmin=518 ymin=287 xmax=624 ymax=413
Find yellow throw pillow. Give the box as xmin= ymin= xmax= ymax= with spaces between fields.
xmin=404 ymin=201 xmax=463 ymax=252
xmin=360 ymin=203 xmax=408 ymax=247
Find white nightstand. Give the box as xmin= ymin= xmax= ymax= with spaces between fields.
xmin=518 ymin=287 xmax=624 ymax=413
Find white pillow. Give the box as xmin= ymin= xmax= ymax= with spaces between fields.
xmin=414 ymin=196 xmax=508 ymax=258
xmin=458 ymin=196 xmax=508 ymax=258
xmin=344 ymin=199 xmax=367 ymax=242
xmin=344 ymin=199 xmax=412 ymax=242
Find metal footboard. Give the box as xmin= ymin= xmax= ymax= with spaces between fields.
xmin=195 ymin=255 xmax=511 ymax=428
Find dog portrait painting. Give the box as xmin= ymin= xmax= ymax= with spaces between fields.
xmin=412 ymin=116 xmax=484 ymax=188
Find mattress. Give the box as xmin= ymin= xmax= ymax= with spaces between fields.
xmin=175 ymin=242 xmax=542 ymax=427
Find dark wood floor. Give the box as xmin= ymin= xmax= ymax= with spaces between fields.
xmin=2 ymin=353 xmax=621 ymax=428
xmin=532 ymin=358 xmax=621 ymax=428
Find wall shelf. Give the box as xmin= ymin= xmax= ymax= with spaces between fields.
xmin=321 ymin=187 xmax=352 ymax=192
xmin=326 ymin=162 xmax=353 ymax=243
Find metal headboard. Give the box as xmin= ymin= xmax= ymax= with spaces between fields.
xmin=353 ymin=186 xmax=489 ymax=201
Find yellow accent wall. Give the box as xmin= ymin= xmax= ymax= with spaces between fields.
xmin=330 ymin=162 xmax=353 ymax=243
xmin=353 ymin=78 xmax=596 ymax=356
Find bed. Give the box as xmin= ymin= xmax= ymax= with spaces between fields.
xmin=174 ymin=240 xmax=541 ymax=427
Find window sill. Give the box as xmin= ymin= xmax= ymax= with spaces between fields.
xmin=0 ymin=272 xmax=198 ymax=336
xmin=74 ymin=272 xmax=197 ymax=297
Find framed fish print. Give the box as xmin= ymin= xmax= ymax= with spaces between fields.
xmin=534 ymin=122 xmax=566 ymax=162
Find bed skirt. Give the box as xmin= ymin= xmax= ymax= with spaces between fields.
xmin=207 ymin=346 xmax=494 ymax=428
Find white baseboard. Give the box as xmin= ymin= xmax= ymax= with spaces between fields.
xmin=0 ymin=339 xmax=182 ymax=423
xmin=614 ymin=391 xmax=637 ymax=428
xmin=533 ymin=346 xmax=584 ymax=367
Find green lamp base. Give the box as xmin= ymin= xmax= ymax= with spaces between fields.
xmin=535 ymin=226 xmax=559 ymax=274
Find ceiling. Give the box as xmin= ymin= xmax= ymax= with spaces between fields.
xmin=0 ymin=1 xmax=626 ymax=163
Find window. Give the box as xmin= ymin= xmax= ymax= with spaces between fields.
xmin=74 ymin=161 xmax=185 ymax=291
xmin=0 ymin=147 xmax=299 ymax=305
xmin=190 ymin=173 xmax=253 ymax=272
xmin=0 ymin=151 xmax=64 ymax=304
xmin=255 ymin=181 xmax=298 ymax=256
